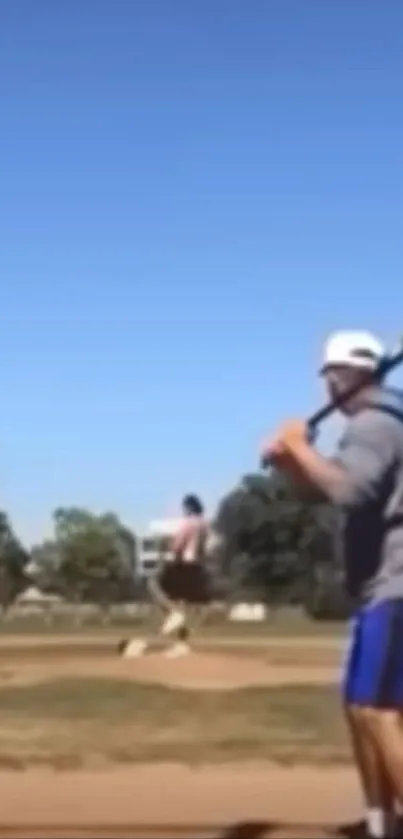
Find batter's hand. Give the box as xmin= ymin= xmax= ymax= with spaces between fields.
xmin=261 ymin=419 xmax=312 ymax=464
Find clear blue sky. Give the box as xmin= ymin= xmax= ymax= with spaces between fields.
xmin=1 ymin=0 xmax=402 ymax=545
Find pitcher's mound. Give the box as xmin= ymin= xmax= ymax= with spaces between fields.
xmin=126 ymin=651 xmax=270 ymax=690
xmin=122 ymin=651 xmax=335 ymax=690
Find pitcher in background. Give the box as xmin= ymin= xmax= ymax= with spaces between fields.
xmin=119 ymin=494 xmax=210 ymax=659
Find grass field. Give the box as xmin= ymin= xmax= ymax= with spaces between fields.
xmin=0 ymin=617 xmax=348 ymax=770
xmin=0 ymin=678 xmax=348 ymax=769
xmin=0 ymin=607 xmax=347 ymax=637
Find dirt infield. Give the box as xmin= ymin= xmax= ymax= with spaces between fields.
xmin=0 ymin=631 xmax=344 ymax=690
xmin=0 ymin=635 xmax=357 ymax=837
xmin=0 ymin=650 xmax=339 ymax=690
xmin=0 ymin=763 xmax=361 ymax=838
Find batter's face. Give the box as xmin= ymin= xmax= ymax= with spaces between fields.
xmin=322 ymin=366 xmax=370 ymax=415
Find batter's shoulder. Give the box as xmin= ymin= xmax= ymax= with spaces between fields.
xmin=340 ymin=404 xmax=403 ymax=461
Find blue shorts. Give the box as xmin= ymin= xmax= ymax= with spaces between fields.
xmin=343 ymin=598 xmax=403 ymax=708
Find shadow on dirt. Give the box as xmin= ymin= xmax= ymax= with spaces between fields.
xmin=3 ymin=818 xmax=402 ymax=838
xmin=220 ymin=815 xmax=403 ymax=838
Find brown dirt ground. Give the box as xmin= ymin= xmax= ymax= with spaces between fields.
xmin=0 ymin=637 xmax=356 ymax=836
xmin=0 ymin=650 xmax=339 ymax=690
xmin=0 ymin=634 xmax=346 ymax=649
xmin=0 ymin=763 xmax=361 ymax=838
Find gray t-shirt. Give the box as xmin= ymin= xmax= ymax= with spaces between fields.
xmin=332 ymin=387 xmax=403 ymax=605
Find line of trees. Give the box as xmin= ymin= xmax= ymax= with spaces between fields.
xmin=0 ymin=477 xmax=349 ymax=619
xmin=212 ymin=472 xmax=349 ymax=620
xmin=0 ymin=508 xmax=138 ymax=611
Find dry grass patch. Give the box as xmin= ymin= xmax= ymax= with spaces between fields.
xmin=0 ymin=677 xmax=350 ymax=769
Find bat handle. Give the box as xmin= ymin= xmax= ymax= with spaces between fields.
xmin=260 ymin=422 xmax=317 ymax=470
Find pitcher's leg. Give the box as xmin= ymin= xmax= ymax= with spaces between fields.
xmin=118 ymin=568 xmax=183 ymax=657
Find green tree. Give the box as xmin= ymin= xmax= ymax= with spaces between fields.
xmin=29 ymin=540 xmax=63 ymax=594
xmin=211 ymin=470 xmax=348 ymax=617
xmin=0 ymin=512 xmax=29 ymax=609
xmin=35 ymin=508 xmax=138 ymax=605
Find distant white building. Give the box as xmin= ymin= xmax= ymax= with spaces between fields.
xmin=147 ymin=518 xmax=184 ymax=536
xmin=16 ymin=586 xmax=63 ymax=606
xmin=137 ymin=518 xmax=183 ymax=577
xmin=229 ymin=602 xmax=268 ymax=622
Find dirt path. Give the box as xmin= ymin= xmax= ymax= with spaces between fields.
xmin=0 ymin=763 xmax=361 ymax=838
